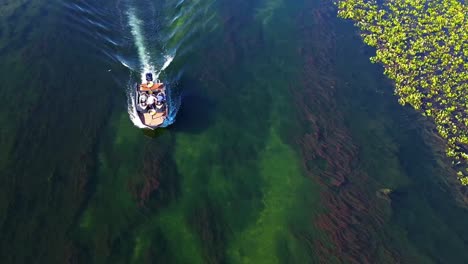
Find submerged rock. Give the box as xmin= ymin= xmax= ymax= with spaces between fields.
xmin=376 ymin=188 xmax=393 ymax=202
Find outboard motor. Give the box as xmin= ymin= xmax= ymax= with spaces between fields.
xmin=145 ymin=73 xmax=153 ymax=82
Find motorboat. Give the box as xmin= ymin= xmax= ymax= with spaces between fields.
xmin=135 ymin=73 xmax=168 ymax=129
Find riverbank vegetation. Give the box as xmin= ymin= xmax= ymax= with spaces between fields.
xmin=336 ymin=0 xmax=468 ymax=184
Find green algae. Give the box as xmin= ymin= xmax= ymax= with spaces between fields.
xmin=227 ymin=128 xmax=313 ymax=264
xmin=75 ymin=111 xmax=144 ymax=259
xmin=3 ymin=0 xmax=468 ymax=263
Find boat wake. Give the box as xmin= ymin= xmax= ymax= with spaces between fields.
xmin=126 ymin=7 xmax=179 ymax=128
xmin=64 ymin=0 xmax=218 ymax=129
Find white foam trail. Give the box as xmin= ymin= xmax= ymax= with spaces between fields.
xmin=128 ymin=8 xmax=154 ymax=82
xmin=126 ymin=6 xmax=179 ymax=128
xmin=126 ymin=79 xmax=147 ymax=129
xmin=118 ymin=56 xmax=132 ymax=69
xmin=128 ymin=96 xmax=147 ymax=129
xmin=161 ymin=54 xmax=175 ymax=71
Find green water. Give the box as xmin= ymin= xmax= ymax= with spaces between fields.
xmin=1 ymin=0 xmax=467 ymax=263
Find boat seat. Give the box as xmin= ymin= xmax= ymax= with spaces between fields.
xmin=140 ymin=83 xmax=164 ymax=92
xmin=143 ymin=112 xmax=165 ymax=127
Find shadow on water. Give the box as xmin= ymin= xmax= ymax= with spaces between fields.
xmin=171 ymin=76 xmax=217 ymax=134
xmin=142 ymin=127 xmax=170 ymax=138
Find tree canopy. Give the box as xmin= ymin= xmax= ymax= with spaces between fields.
xmin=336 ymin=0 xmax=468 ymax=184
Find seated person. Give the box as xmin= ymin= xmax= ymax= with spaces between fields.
xmin=147 ymin=94 xmax=157 ymax=108
xmin=156 ymin=101 xmax=165 ymax=111
xmin=156 ymin=92 xmax=165 ymax=103
xmin=139 ymin=93 xmax=148 ymax=108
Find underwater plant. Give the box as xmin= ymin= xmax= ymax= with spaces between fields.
xmin=336 ymin=0 xmax=468 ymax=184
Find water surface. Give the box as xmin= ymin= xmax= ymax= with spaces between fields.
xmin=1 ymin=0 xmax=467 ymax=263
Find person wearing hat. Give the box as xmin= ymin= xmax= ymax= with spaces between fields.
xmin=156 ymin=92 xmax=165 ymax=103
xmin=145 ymin=73 xmax=154 ymax=88
xmin=147 ymin=94 xmax=157 ymax=108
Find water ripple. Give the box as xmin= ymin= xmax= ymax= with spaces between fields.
xmin=62 ymin=0 xmax=218 ymax=129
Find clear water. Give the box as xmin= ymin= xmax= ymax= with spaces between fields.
xmin=0 ymin=0 xmax=467 ymax=263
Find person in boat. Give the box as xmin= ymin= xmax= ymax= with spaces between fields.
xmin=146 ymin=73 xmax=154 ymax=88
xmin=147 ymin=93 xmax=157 ymax=109
xmin=139 ymin=92 xmax=148 ymax=109
xmin=156 ymin=91 xmax=165 ymax=103
xmin=155 ymin=101 xmax=164 ymax=112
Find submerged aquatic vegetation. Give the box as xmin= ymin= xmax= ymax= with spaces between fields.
xmin=336 ymin=0 xmax=468 ymax=184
